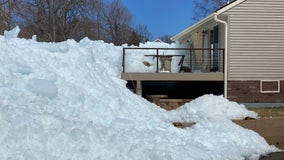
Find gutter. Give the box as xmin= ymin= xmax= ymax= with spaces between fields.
xmin=214 ymin=13 xmax=228 ymax=98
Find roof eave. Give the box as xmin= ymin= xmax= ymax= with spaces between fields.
xmin=171 ymin=0 xmax=247 ymax=42
xmin=216 ymin=0 xmax=246 ymax=14
xmin=171 ymin=13 xmax=215 ymax=42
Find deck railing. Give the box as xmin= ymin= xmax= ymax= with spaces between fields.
xmin=122 ymin=47 xmax=225 ymax=73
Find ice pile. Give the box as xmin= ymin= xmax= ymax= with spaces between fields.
xmin=0 ymin=27 xmax=279 ymax=160
xmin=168 ymin=94 xmax=258 ymax=123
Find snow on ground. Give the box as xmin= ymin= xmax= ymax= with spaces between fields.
xmin=0 ymin=28 xmax=280 ymax=160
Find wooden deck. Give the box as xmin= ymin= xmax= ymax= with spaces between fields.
xmin=122 ymin=72 xmax=224 ymax=96
xmin=121 ymin=72 xmax=224 ymax=81
xmin=122 ymin=47 xmax=225 ymax=96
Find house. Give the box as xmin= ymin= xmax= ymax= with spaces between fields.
xmin=121 ymin=0 xmax=284 ymax=105
xmin=153 ymin=39 xmax=164 ymax=42
xmin=171 ymin=0 xmax=284 ymax=104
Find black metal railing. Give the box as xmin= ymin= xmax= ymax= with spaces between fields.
xmin=122 ymin=47 xmax=225 ymax=73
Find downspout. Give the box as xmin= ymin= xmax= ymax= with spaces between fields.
xmin=214 ymin=13 xmax=228 ymax=98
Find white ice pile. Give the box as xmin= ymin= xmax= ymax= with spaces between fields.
xmin=168 ymin=94 xmax=258 ymax=123
xmin=0 ymin=28 xmax=280 ymax=160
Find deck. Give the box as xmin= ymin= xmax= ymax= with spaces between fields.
xmin=121 ymin=47 xmax=225 ymax=96
xmin=122 ymin=72 xmax=224 ymax=81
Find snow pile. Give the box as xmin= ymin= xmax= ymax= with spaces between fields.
xmin=0 ymin=28 xmax=279 ymax=160
xmin=168 ymin=94 xmax=258 ymax=123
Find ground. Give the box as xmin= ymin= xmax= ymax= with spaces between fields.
xmin=248 ymin=107 xmax=284 ymax=150
xmin=248 ymin=107 xmax=284 ymax=118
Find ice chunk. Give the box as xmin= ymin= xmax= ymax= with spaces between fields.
xmin=27 ymin=78 xmax=58 ymax=99
xmin=41 ymin=42 xmax=69 ymax=53
xmin=11 ymin=61 xmax=32 ymax=75
xmin=32 ymin=35 xmax=37 ymax=41
xmin=111 ymin=118 xmax=135 ymax=130
xmin=4 ymin=26 xmax=20 ymax=39
xmin=69 ymin=128 xmax=88 ymax=142
xmin=171 ymin=56 xmax=182 ymax=73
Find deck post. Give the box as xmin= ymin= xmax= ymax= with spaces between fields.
xmin=122 ymin=48 xmax=125 ymax=72
xmin=156 ymin=49 xmax=159 ymax=73
xmin=190 ymin=49 xmax=192 ymax=72
xmin=136 ymin=80 xmax=142 ymax=96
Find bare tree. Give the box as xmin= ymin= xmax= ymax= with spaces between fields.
xmin=1 ymin=0 xmax=135 ymax=43
xmin=0 ymin=0 xmax=18 ymax=33
xmin=17 ymin=0 xmax=86 ymax=42
xmin=127 ymin=30 xmax=140 ymax=46
xmin=84 ymin=0 xmax=105 ymax=40
xmin=193 ymin=0 xmax=233 ymax=21
xmin=102 ymin=0 xmax=132 ymax=45
xmin=158 ymin=35 xmax=173 ymax=44
xmin=135 ymin=24 xmax=152 ymax=43
xmin=66 ymin=0 xmax=104 ymax=41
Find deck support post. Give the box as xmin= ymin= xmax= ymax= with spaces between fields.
xmin=136 ymin=80 xmax=142 ymax=96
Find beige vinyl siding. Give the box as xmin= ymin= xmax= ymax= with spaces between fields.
xmin=224 ymin=0 xmax=284 ymax=80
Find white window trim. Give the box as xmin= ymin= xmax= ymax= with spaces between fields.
xmin=260 ymin=80 xmax=280 ymax=93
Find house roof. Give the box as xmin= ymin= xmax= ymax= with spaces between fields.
xmin=171 ymin=0 xmax=246 ymax=42
xmin=170 ymin=13 xmax=215 ymax=42
xmin=153 ymin=39 xmax=163 ymax=42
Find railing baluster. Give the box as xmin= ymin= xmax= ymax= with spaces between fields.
xmin=122 ymin=48 xmax=125 ymax=73
xmin=190 ymin=49 xmax=192 ymax=72
xmin=156 ymin=49 xmax=159 ymax=73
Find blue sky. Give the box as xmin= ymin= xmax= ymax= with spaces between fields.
xmin=120 ymin=0 xmax=195 ymax=39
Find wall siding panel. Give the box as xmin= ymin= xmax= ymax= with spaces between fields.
xmin=224 ymin=0 xmax=284 ymax=80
